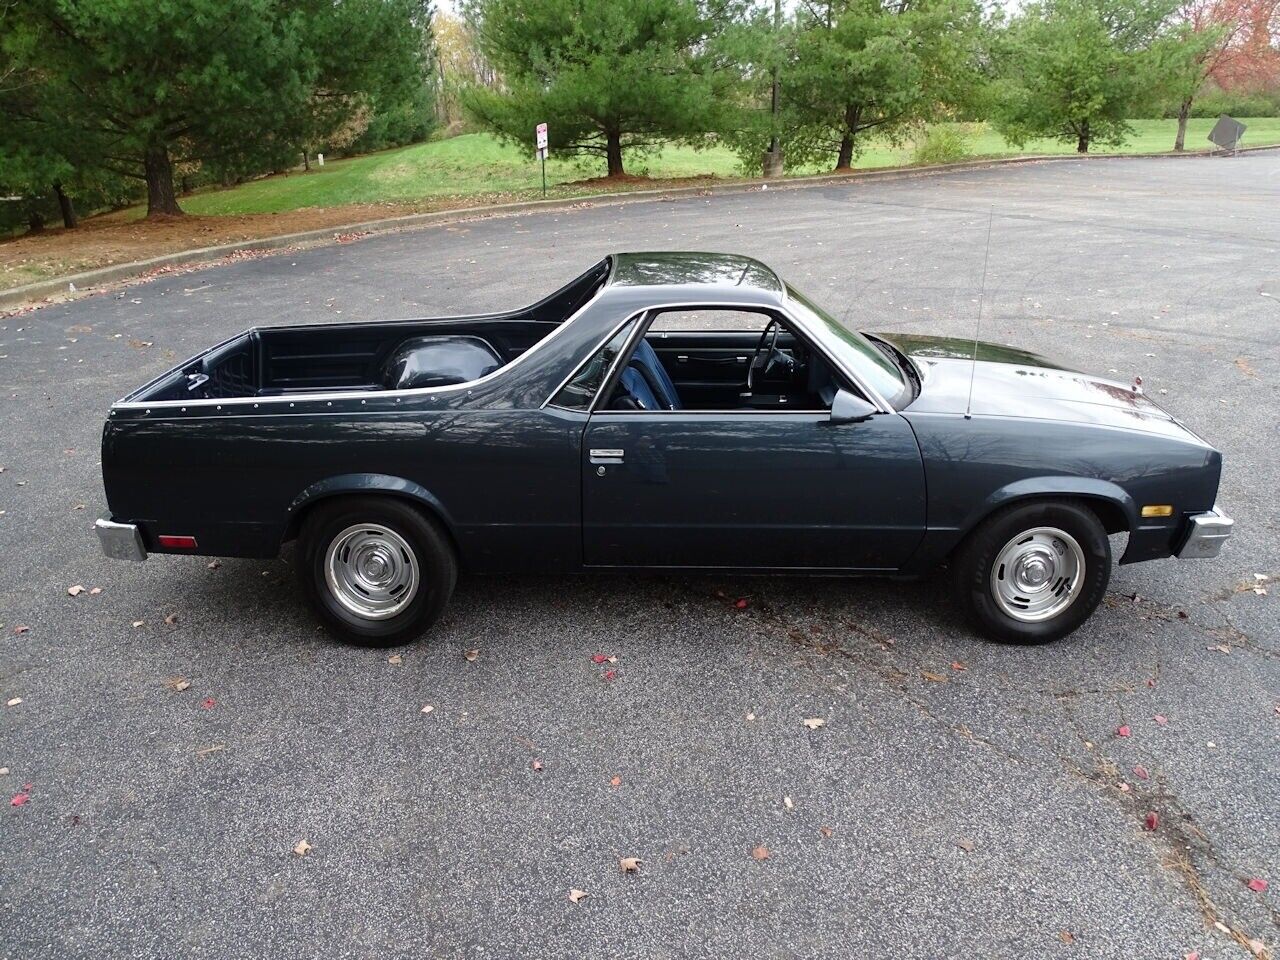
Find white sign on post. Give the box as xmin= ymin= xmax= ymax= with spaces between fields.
xmin=536 ymin=122 xmax=548 ymax=156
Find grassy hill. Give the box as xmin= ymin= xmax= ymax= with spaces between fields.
xmin=180 ymin=119 xmax=1280 ymax=217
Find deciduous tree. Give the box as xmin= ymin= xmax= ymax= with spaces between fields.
xmin=1168 ymin=0 xmax=1280 ymax=149
xmin=990 ymin=0 xmax=1192 ymax=153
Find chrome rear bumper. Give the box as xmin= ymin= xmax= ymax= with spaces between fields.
xmin=95 ymin=516 xmax=147 ymax=562
xmin=1176 ymin=505 xmax=1233 ymax=559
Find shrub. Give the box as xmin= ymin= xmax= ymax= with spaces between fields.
xmin=911 ymin=124 xmax=974 ymax=166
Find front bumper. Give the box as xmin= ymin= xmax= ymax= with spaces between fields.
xmin=1175 ymin=505 xmax=1233 ymax=559
xmin=95 ymin=516 xmax=147 ymax=562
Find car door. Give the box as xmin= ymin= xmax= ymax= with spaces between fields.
xmin=581 ymin=408 xmax=926 ymax=570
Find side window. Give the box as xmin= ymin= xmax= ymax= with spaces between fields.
xmin=646 ymin=309 xmax=771 ymax=334
xmin=549 ymin=318 xmax=638 ymax=410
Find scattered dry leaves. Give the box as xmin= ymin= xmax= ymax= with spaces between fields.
xmin=293 ymin=839 xmax=312 ymax=857
xmin=1246 ymin=877 xmax=1268 ymax=892
xmin=421 ymin=704 xmax=434 ymax=715
xmin=609 ymin=776 xmax=622 ymax=787
xmin=956 ymin=838 xmax=976 ymax=852
xmin=751 ymin=845 xmax=771 ymax=861
xmin=463 ymin=648 xmax=479 ymax=662
xmin=67 ymin=584 xmax=85 ymax=597
xmin=568 ymin=889 xmax=589 ymax=903
xmin=6 ymin=697 xmax=22 ymax=707
xmin=1059 ymin=931 xmax=1076 ymax=945
xmin=819 ymin=826 xmax=834 ymax=839
xmin=1144 ymin=812 xmax=1159 ymax=831
xmin=1116 ymin=725 xmax=1131 ymax=738
xmin=387 ymin=654 xmax=402 ymax=666
xmin=165 ymin=677 xmax=192 ymax=692
xmin=163 ymin=613 xmax=179 ymax=625
xmin=802 ymin=718 xmax=825 ymax=730
xmin=619 ymin=857 xmax=643 ymax=873
xmin=921 ymin=670 xmax=949 ymax=683
xmin=531 ymin=760 xmax=544 ymax=772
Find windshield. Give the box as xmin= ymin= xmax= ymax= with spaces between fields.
xmin=784 ymin=284 xmax=909 ymax=408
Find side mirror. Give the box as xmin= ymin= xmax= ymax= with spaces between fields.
xmin=829 ymin=388 xmax=877 ymax=425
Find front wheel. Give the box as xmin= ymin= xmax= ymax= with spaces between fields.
xmin=952 ymin=500 xmax=1111 ymax=644
xmin=296 ymin=496 xmax=457 ymax=647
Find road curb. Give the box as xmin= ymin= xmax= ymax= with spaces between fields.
xmin=4 ymin=142 xmax=1277 ymax=311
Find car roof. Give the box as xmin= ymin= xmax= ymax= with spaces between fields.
xmin=607 ymin=252 xmax=786 ymax=304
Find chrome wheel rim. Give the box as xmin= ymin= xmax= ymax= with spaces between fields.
xmin=324 ymin=523 xmax=419 ymax=620
xmin=990 ymin=526 xmax=1085 ymax=623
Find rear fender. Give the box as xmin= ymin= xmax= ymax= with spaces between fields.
xmin=283 ymin=473 xmax=456 ymax=544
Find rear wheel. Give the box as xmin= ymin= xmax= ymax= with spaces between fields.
xmin=297 ymin=496 xmax=456 ymax=647
xmin=952 ymin=500 xmax=1110 ymax=644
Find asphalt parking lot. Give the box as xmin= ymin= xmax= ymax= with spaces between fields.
xmin=1 ymin=154 xmax=1277 ymax=959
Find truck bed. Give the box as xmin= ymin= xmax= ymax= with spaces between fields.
xmin=121 ymin=259 xmax=609 ymax=403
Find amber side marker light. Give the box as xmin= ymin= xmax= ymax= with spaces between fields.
xmin=157 ymin=535 xmax=199 ymax=549
xmin=1140 ymin=505 xmax=1174 ymax=518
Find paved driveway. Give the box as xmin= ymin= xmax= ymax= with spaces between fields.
xmin=1 ymin=154 xmax=1277 ymax=959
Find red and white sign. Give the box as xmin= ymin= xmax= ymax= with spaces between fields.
xmin=535 ymin=122 xmax=548 ymax=153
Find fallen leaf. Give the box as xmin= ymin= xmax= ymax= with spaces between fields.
xmin=89 ymin=587 xmax=102 ymax=595
xmin=131 ymin=620 xmax=144 ymax=628
xmin=200 ymin=697 xmax=216 ymax=710
xmin=609 ymin=776 xmax=621 ymax=787
xmin=1207 ymin=643 xmax=1231 ymax=654
xmin=1059 ymin=931 xmax=1076 ymax=945
xmin=819 ymin=826 xmax=834 ymax=839
xmin=591 ymin=654 xmax=608 ymax=664
xmin=751 ymin=845 xmax=770 ymax=861
xmin=956 ymin=838 xmax=976 ymax=852
xmin=67 ymin=585 xmax=85 ymax=596
xmin=802 ymin=718 xmax=825 ymax=730
xmin=1117 ymin=725 xmax=1131 ymax=738
xmin=734 ymin=597 xmax=750 ymax=609
xmin=387 ymin=654 xmax=402 ymax=665
xmin=1119 ymin=783 xmax=1132 ymax=793
xmin=950 ymin=661 xmax=968 ymax=671
xmin=207 ymin=559 xmax=221 ymax=570
xmin=293 ymin=839 xmax=312 ymax=857
xmin=163 ymin=613 xmax=179 ymax=625
xmin=603 ymin=669 xmax=617 ymax=681
xmin=1249 ymin=940 xmax=1266 ymax=958
xmin=1144 ymin=811 xmax=1159 ymax=831
xmin=1153 ymin=714 xmax=1168 ymax=726
xmin=921 ymin=670 xmax=948 ymax=683
xmin=165 ymin=677 xmax=191 ymax=692
xmin=6 ymin=698 xmax=22 ymax=707
xmin=196 ymin=744 xmax=224 ymax=756
xmin=11 ymin=792 xmax=30 ymax=807
xmin=420 ymin=704 xmax=434 ymax=714
xmin=531 ymin=760 xmax=544 ymax=772
xmin=0 ymin=768 xmax=8 ymax=775
xmin=568 ymin=889 xmax=589 ymax=903
xmin=1246 ymin=877 xmax=1268 ymax=892
xmin=1186 ymin=951 xmax=1201 ymax=960
xmin=745 ymin=712 xmax=755 ymax=721
xmin=1133 ymin=764 xmax=1150 ymax=781
xmin=619 ymin=857 xmax=643 ymax=873
xmin=463 ymin=649 xmax=479 ymax=662
xmin=783 ymin=796 xmax=794 ymax=811
xmin=13 ymin=625 xmax=29 ymax=635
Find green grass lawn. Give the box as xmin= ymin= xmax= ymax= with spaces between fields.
xmin=128 ymin=116 xmax=1280 ymax=218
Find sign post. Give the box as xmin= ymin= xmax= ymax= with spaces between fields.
xmin=535 ymin=122 xmax=549 ymax=198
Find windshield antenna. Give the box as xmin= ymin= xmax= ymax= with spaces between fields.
xmin=964 ymin=208 xmax=994 ymax=420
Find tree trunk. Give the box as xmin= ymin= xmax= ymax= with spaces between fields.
xmin=835 ymin=104 xmax=860 ymax=170
xmin=26 ymin=209 xmax=45 ymax=233
xmin=1076 ymin=121 xmax=1090 ymax=154
xmin=302 ymin=150 xmax=310 ymax=172
xmin=1174 ymin=98 xmax=1192 ymax=151
xmin=143 ymin=145 xmax=184 ymax=217
xmin=605 ymin=130 xmax=625 ymax=177
xmin=835 ymin=134 xmax=854 ymax=170
xmin=52 ymin=182 xmax=77 ymax=229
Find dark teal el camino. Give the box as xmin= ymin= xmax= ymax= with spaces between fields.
xmin=96 ymin=252 xmax=1232 ymax=645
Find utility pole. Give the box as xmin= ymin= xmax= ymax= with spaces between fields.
xmin=762 ymin=0 xmax=784 ymax=178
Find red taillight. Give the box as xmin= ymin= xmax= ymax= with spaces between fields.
xmin=157 ymin=535 xmax=198 ymax=550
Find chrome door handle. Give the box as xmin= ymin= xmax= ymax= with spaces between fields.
xmin=589 ymin=448 xmax=625 ymax=464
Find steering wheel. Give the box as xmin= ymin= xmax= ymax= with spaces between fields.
xmin=747 ymin=318 xmax=794 ymax=392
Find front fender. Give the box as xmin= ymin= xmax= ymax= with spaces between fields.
xmin=965 ymin=476 xmax=1139 ymax=539
xmin=284 ymin=473 xmax=457 ymax=542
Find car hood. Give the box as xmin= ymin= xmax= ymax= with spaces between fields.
xmin=869 ymin=332 xmax=1210 ymax=444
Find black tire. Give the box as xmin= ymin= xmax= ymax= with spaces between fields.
xmin=296 ymin=496 xmax=457 ymax=647
xmin=952 ymin=500 xmax=1111 ymax=645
